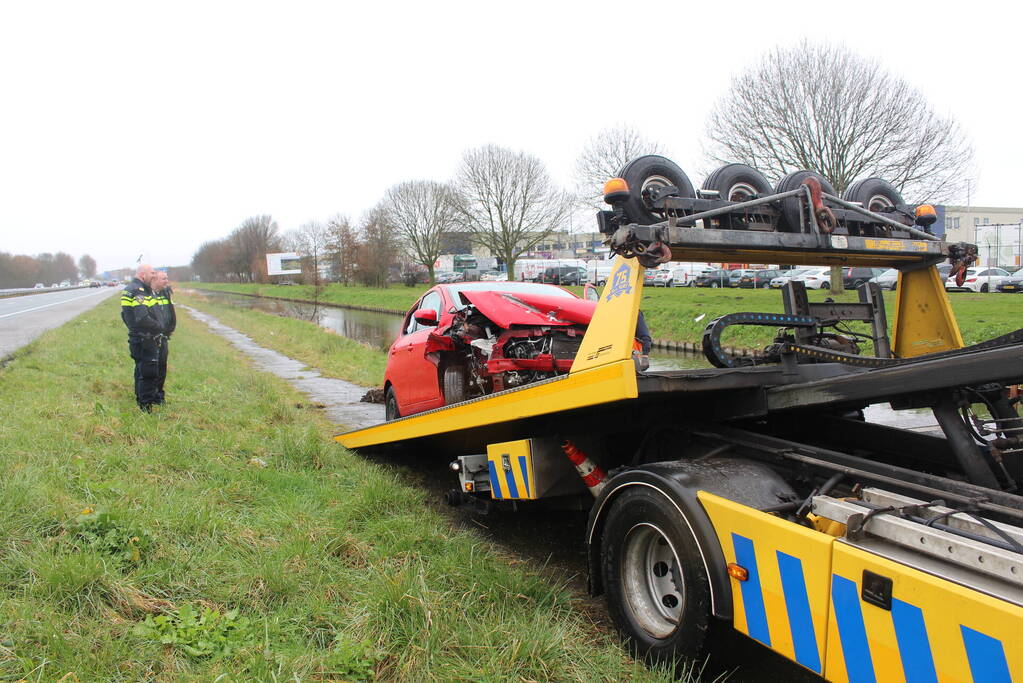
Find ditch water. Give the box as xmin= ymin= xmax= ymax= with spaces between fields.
xmin=186 ymin=289 xmax=940 ymax=431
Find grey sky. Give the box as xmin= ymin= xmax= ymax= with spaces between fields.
xmin=1 ymin=1 xmax=1018 ymax=272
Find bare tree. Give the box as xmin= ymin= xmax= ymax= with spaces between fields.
xmin=451 ymin=144 xmax=572 ymax=279
xmin=78 ymin=254 xmax=97 ymax=279
xmin=574 ymin=125 xmax=667 ymax=210
xmin=704 ymin=42 xmax=975 ymax=202
xmin=289 ymin=221 xmax=328 ymax=286
xmin=324 ymin=214 xmax=358 ymax=285
xmin=355 ymin=205 xmax=403 ymax=287
xmin=383 ymin=180 xmax=458 ymax=284
xmin=230 ymin=215 xmax=281 ymax=282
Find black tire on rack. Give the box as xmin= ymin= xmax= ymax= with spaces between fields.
xmin=843 ymin=178 xmax=904 ymax=214
xmin=617 ymin=155 xmax=696 ymax=226
xmin=701 ymin=163 xmax=774 ymax=229
xmin=702 ymin=163 xmax=773 ymax=202
xmin=775 ymin=171 xmax=837 ymax=232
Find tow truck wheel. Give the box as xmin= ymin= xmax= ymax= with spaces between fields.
xmin=601 ymin=488 xmax=712 ymax=663
xmin=775 ymin=170 xmax=837 ymax=232
xmin=617 ymin=155 xmax=696 ymax=226
xmin=384 ymin=387 xmax=400 ymax=421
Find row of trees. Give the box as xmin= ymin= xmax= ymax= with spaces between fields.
xmin=192 ymin=42 xmax=974 ymax=285
xmin=0 ymin=252 xmax=97 ymax=289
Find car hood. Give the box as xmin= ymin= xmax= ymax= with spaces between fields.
xmin=460 ymin=290 xmax=595 ymax=327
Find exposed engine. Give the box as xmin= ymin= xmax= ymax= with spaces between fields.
xmin=441 ymin=304 xmax=586 ymax=399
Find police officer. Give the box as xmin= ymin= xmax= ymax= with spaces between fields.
xmin=120 ymin=264 xmax=165 ymax=411
xmin=150 ymin=270 xmax=176 ymax=405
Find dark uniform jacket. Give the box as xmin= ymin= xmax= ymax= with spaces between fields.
xmin=152 ymin=286 xmax=176 ymax=337
xmin=120 ymin=278 xmax=165 ymax=340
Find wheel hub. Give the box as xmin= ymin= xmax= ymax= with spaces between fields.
xmin=621 ymin=523 xmax=684 ymax=638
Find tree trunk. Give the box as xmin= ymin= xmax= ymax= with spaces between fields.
xmin=427 ymin=264 xmax=435 ymax=284
xmin=829 ymin=265 xmax=844 ymax=294
xmin=505 ymin=251 xmax=517 ymax=281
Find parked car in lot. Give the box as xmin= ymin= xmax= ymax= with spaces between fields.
xmin=769 ymin=268 xmax=811 ymax=288
xmin=670 ymin=264 xmax=714 ymax=287
xmin=650 ymin=269 xmax=674 ymax=286
xmin=694 ymin=269 xmax=731 ymax=288
xmin=843 ymin=267 xmax=887 ymax=289
xmin=33 ymin=283 xmax=45 ymax=289
xmin=478 ymin=270 xmax=504 ymax=281
xmin=791 ymin=266 xmax=833 ymax=289
xmin=383 ymin=282 xmax=592 ymax=419
xmin=538 ymin=266 xmax=586 ymax=285
xmin=737 ymin=269 xmax=780 ymax=289
xmin=870 ymin=268 xmax=899 ymax=290
xmin=728 ymin=269 xmax=755 ymax=288
xmin=435 ymin=271 xmax=462 ymax=284
xmin=996 ymin=268 xmax=1023 ymax=293
xmin=945 ymin=267 xmax=1012 ymax=293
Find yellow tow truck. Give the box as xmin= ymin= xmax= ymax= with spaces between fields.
xmin=337 ymin=157 xmax=1023 ymax=681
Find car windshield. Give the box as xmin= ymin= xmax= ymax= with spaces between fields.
xmin=1013 ymin=269 xmax=1023 ymax=278
xmin=449 ymin=282 xmax=577 ymax=307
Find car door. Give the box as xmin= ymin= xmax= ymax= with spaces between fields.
xmin=403 ymin=290 xmax=445 ymax=408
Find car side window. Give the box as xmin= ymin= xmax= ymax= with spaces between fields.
xmin=404 ymin=291 xmax=442 ymax=335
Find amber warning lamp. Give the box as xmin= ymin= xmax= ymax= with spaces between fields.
xmin=603 ymin=177 xmax=630 ymax=205
xmin=915 ymin=204 xmax=937 ymax=228
xmin=727 ymin=563 xmax=749 ymax=582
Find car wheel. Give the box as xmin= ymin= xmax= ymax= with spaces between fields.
xmin=384 ymin=387 xmax=400 ymax=421
xmin=775 ymin=170 xmax=837 ymax=233
xmin=761 ymin=282 xmax=770 ymax=289
xmin=598 ymin=280 xmax=606 ymax=286
xmin=601 ymin=487 xmax=713 ymax=664
xmin=981 ymin=284 xmax=989 ymax=293
xmin=710 ymin=282 xmax=719 ymax=288
xmin=688 ymin=281 xmax=696 ymax=287
xmin=616 ymin=155 xmax=696 ymax=226
xmin=821 ymin=281 xmax=830 ymax=289
xmin=443 ymin=365 xmax=467 ymax=405
xmin=701 ymin=163 xmax=773 ymax=229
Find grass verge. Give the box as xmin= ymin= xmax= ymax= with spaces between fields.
xmin=0 ymin=298 xmax=691 ymax=681
xmin=178 ymin=292 xmax=387 ymax=387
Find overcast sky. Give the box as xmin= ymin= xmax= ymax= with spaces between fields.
xmin=1 ymin=1 xmax=1019 ymax=272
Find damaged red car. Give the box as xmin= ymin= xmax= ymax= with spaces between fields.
xmin=383 ymin=282 xmax=596 ymax=420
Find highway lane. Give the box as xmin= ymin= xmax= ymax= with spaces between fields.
xmin=0 ymin=287 xmax=119 ymax=359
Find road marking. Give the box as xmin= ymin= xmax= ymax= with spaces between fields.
xmin=0 ymin=289 xmax=112 ymax=320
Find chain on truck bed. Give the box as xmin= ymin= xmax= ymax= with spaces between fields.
xmin=701 ymin=312 xmax=1023 ymax=369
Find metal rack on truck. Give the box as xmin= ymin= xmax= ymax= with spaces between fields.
xmin=336 ymin=156 xmax=1023 ymax=681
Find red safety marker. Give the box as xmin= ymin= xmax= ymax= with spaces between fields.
xmin=562 ymin=440 xmax=607 ymax=497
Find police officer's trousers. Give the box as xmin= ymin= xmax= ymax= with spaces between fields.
xmin=129 ymin=338 xmax=162 ymax=407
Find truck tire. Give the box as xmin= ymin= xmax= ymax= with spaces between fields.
xmin=842 ymin=177 xmax=903 ymax=213
xmin=617 ymin=155 xmax=696 ymax=226
xmin=702 ymin=163 xmax=772 ymax=229
xmin=775 ymin=170 xmax=836 ymax=232
xmin=443 ymin=365 xmax=467 ymax=405
xmin=384 ymin=387 xmax=400 ymax=421
xmin=601 ymin=487 xmax=712 ymax=664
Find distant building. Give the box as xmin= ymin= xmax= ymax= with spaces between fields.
xmin=940 ymin=206 xmax=1023 ymax=243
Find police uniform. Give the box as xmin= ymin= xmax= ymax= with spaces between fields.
xmin=120 ymin=277 xmax=166 ymax=410
xmin=151 ymin=286 xmax=176 ymax=403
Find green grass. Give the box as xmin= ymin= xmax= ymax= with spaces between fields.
xmin=178 ymin=292 xmax=387 ymax=387
xmin=191 ymin=280 xmax=1021 ymax=353
xmin=0 ymin=298 xmax=695 ymax=682
xmin=192 ymin=282 xmax=419 ymax=313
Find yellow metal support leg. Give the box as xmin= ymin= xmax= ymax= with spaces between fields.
xmin=891 ymin=266 xmax=964 ymax=358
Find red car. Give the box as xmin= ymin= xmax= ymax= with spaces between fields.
xmin=383 ymin=282 xmax=596 ymax=420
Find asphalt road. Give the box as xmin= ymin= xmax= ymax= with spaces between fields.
xmin=0 ymin=287 xmax=119 ymax=359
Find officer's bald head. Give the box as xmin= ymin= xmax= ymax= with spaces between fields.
xmin=136 ymin=264 xmax=155 ymax=284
